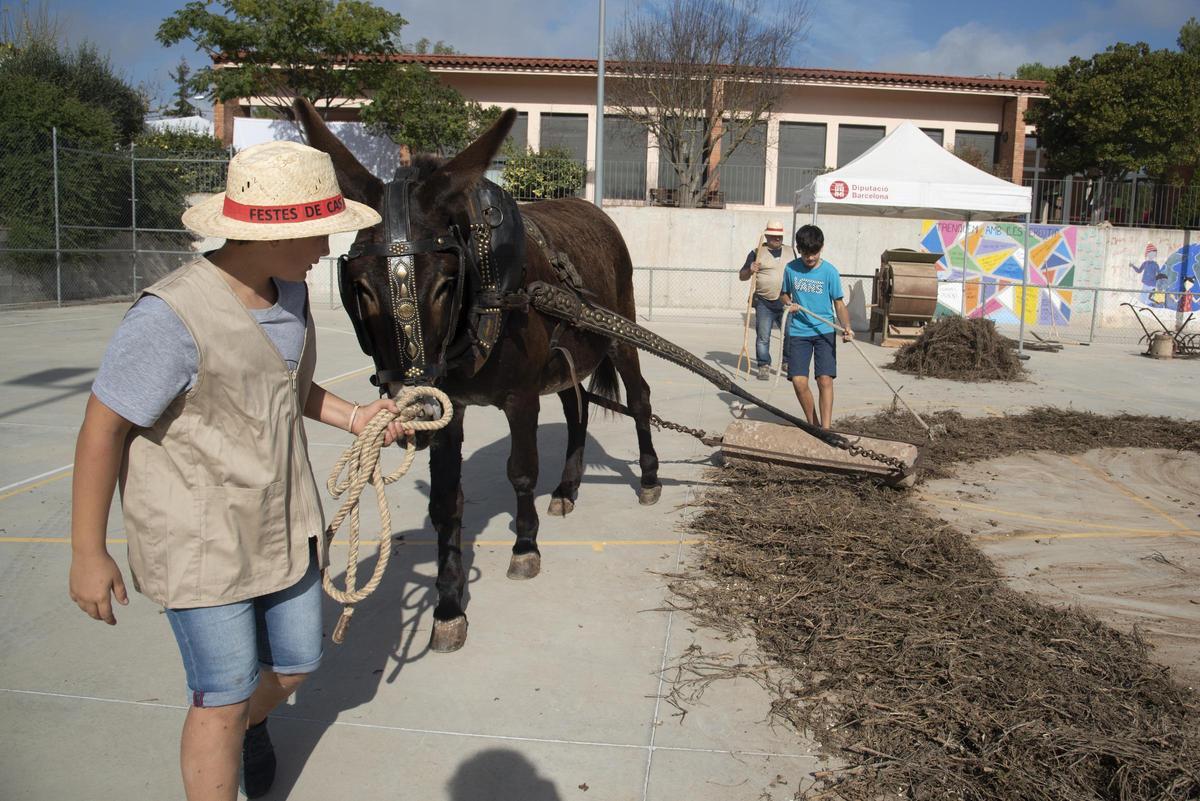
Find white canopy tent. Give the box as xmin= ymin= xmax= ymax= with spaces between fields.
xmin=793 ymin=121 xmax=1035 ymax=351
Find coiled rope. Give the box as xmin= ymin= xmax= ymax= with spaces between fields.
xmin=322 ymin=386 xmax=453 ymax=643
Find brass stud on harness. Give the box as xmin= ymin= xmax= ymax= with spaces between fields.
xmin=396 ymin=300 xmax=417 ymax=322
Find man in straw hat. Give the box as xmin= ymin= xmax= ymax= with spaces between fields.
xmin=69 ymin=140 xmax=410 ymax=800
xmin=738 ymin=219 xmax=794 ymax=379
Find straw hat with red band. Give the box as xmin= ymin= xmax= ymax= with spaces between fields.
xmin=182 ymin=140 xmax=381 ymax=240
xmin=763 ymin=220 xmax=785 ymax=238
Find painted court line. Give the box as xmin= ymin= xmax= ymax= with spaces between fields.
xmin=1066 ymin=454 xmax=1190 ymax=531
xmin=0 ymin=366 xmax=373 ymax=505
xmin=0 ymin=313 xmax=111 ymax=329
xmin=975 ymin=528 xmax=1196 ymax=543
xmin=0 ymin=464 xmax=73 ymax=500
xmin=0 ymin=688 xmax=813 ymax=761
xmin=0 ymin=535 xmax=698 ymax=548
xmin=923 ymin=496 xmax=1178 ymax=534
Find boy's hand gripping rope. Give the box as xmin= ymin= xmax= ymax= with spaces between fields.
xmin=322 ymin=387 xmax=453 ymax=644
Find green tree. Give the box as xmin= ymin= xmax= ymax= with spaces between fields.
xmin=1014 ymin=62 xmax=1055 ymax=81
xmin=157 ymin=0 xmax=406 ymax=118
xmin=0 ymin=38 xmax=147 ymax=143
xmin=0 ymin=74 xmax=120 ymax=258
xmin=360 ymin=64 xmax=501 ymax=155
xmin=165 ymin=57 xmax=194 ymax=117
xmin=132 ymin=129 xmax=229 ymax=231
xmin=1179 ymin=16 xmax=1200 ymax=56
xmin=1024 ymin=41 xmax=1200 ymax=180
xmin=407 ymin=37 xmax=457 ymax=55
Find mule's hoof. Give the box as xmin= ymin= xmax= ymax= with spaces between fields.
xmin=638 ymin=484 xmax=663 ymax=505
xmin=507 ymin=552 xmax=541 ymax=580
xmin=430 ymin=616 xmax=469 ymax=653
xmin=548 ymin=497 xmax=575 ymax=517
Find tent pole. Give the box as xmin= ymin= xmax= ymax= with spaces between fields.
xmin=1017 ymin=212 xmax=1029 ymax=357
xmin=960 ymin=214 xmax=970 ymax=317
xmin=812 ymin=199 xmax=819 ymax=225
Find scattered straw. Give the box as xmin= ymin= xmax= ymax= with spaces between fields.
xmin=670 ymin=409 xmax=1200 ymax=800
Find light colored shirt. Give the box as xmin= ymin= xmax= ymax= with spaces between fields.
xmin=93 ymin=278 xmax=308 ymax=427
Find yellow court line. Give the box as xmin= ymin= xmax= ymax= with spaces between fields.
xmin=1066 ymin=454 xmax=1190 ymax=531
xmin=975 ymin=528 xmax=1196 ymax=543
xmin=0 ymin=468 xmax=74 ymax=502
xmin=923 ymin=496 xmax=1174 ymax=534
xmin=0 ymin=536 xmax=698 ymax=549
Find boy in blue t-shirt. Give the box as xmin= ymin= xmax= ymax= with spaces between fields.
xmin=780 ymin=225 xmax=852 ymax=429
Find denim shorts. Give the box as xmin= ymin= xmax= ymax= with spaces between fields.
xmin=786 ymin=333 xmax=838 ymax=379
xmin=165 ymin=541 xmax=323 ymax=708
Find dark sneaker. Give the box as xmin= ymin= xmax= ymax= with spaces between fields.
xmin=241 ymin=718 xmax=276 ymax=799
xmin=756 ymin=365 xmax=770 ymax=380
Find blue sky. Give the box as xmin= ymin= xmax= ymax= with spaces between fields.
xmin=25 ymin=0 xmax=1199 ymax=107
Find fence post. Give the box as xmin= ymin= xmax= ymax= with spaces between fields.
xmin=1130 ymin=175 xmax=1138 ymax=226
xmin=1088 ymin=288 xmax=1099 ymax=344
xmin=52 ymin=127 xmax=62 ymax=307
xmin=130 ymin=143 xmax=138 ymax=297
xmin=647 ymin=266 xmax=654 ymax=321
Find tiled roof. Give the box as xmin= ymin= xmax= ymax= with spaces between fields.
xmin=360 ymin=53 xmax=1045 ymax=94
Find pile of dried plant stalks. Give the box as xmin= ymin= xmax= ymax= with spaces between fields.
xmin=670 ymin=409 xmax=1200 ymax=800
xmin=889 ymin=317 xmax=1026 ymax=381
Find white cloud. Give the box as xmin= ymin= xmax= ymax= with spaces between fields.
xmin=875 ymin=21 xmax=1108 ymax=76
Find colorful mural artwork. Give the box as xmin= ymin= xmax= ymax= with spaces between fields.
xmin=919 ymin=221 xmax=1080 ymax=326
xmin=1127 ymin=242 xmax=1199 ymax=312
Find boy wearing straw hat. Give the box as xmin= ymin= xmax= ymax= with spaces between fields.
xmin=738 ymin=219 xmax=794 ymax=379
xmin=68 ymin=140 xmax=409 ymax=800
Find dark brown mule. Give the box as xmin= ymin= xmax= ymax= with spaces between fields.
xmin=295 ymin=100 xmax=661 ymax=652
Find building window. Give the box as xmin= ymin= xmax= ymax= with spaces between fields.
xmin=507 ymin=112 xmax=528 ymax=151
xmin=656 ymin=124 xmax=706 ymax=192
xmin=955 ymin=130 xmax=998 ymax=172
xmin=602 ymin=115 xmax=647 ymax=201
xmin=837 ymin=124 xmax=885 ymax=167
xmin=920 ymin=128 xmax=944 ymax=146
xmin=540 ymin=113 xmax=588 ymax=162
xmin=719 ymin=122 xmax=767 ymax=205
xmin=776 ymin=122 xmax=826 ymax=206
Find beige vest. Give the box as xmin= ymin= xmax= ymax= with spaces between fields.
xmin=753 ymin=245 xmax=793 ymax=301
xmin=120 ymin=257 xmax=327 ymax=608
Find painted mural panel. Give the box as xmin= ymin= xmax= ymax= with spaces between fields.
xmin=1104 ymin=230 xmax=1198 ymax=312
xmin=917 ymin=221 xmax=1103 ymax=327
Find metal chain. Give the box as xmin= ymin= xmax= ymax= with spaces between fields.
xmin=530 ymin=282 xmax=908 ymax=474
xmin=649 ymin=412 xmax=714 ymax=443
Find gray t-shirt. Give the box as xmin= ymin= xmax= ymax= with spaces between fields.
xmin=93 ymin=278 xmax=308 ymax=427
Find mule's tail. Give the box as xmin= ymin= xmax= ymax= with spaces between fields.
xmin=587 ymin=354 xmax=621 ymax=416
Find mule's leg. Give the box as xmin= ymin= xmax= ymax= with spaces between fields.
xmin=503 ymin=392 xmax=542 ymax=579
xmin=612 ymin=343 xmax=662 ymax=505
xmin=429 ymin=401 xmax=470 ymax=652
xmin=548 ymin=388 xmax=589 ymax=517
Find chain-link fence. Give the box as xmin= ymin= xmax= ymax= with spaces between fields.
xmin=1026 ymin=177 xmax=1200 ymax=229
xmin=628 ymin=268 xmax=1197 ymax=346
xmin=0 ymin=129 xmax=230 ymax=307
xmin=313 ymin=258 xmax=1192 ymax=347
xmin=5 ymin=134 xmax=1195 ymax=349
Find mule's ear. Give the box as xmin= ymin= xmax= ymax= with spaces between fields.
xmin=292 ymin=97 xmax=382 ymax=206
xmin=424 ymin=108 xmax=517 ymax=202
